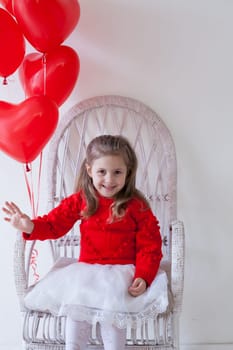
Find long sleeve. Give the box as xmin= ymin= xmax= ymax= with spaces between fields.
xmin=22 ymin=192 xmax=83 ymax=241
xmin=130 ymin=200 xmax=163 ymax=285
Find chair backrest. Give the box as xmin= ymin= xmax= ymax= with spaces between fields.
xmin=47 ymin=95 xmax=177 ymax=267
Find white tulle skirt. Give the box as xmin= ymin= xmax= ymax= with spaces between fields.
xmin=24 ymin=258 xmax=169 ymax=329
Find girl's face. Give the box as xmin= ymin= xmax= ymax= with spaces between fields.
xmin=86 ymin=155 xmax=127 ymax=198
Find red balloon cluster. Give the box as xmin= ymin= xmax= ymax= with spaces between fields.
xmin=0 ymin=0 xmax=80 ymax=163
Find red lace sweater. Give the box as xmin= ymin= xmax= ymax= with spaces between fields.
xmin=23 ymin=192 xmax=162 ymax=285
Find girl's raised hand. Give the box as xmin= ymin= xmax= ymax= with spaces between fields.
xmin=2 ymin=201 xmax=34 ymax=233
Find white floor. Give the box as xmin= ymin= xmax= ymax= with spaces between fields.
xmin=1 ymin=344 xmax=233 ymax=350
xmin=182 ymin=346 xmax=233 ymax=350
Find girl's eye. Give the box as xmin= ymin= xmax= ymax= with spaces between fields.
xmin=98 ymin=169 xmax=106 ymax=175
xmin=115 ymin=170 xmax=122 ymax=175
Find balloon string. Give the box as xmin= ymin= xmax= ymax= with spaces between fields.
xmin=42 ymin=53 xmax=47 ymax=95
xmin=23 ymin=153 xmax=43 ymax=282
xmin=23 ymin=153 xmax=43 ymax=218
xmin=24 ymin=163 xmax=36 ymax=218
xmin=36 ymin=152 xmax=43 ymax=216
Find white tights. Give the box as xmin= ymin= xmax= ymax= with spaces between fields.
xmin=65 ymin=317 xmax=126 ymax=350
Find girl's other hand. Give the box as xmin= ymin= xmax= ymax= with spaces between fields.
xmin=2 ymin=201 xmax=34 ymax=233
xmin=128 ymin=277 xmax=147 ymax=297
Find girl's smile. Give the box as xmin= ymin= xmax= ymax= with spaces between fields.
xmin=86 ymin=155 xmax=127 ymax=198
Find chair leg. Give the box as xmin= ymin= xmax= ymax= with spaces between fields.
xmin=172 ymin=312 xmax=180 ymax=350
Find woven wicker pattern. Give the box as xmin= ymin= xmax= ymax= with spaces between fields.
xmin=14 ymin=95 xmax=184 ymax=349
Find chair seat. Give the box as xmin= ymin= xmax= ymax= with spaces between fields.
xmin=24 ymin=257 xmax=170 ymax=329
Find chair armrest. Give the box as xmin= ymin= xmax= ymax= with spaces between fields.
xmin=13 ymin=231 xmax=35 ymax=311
xmin=171 ymin=220 xmax=185 ymax=313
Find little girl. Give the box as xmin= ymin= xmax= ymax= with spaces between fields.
xmin=3 ymin=135 xmax=168 ymax=350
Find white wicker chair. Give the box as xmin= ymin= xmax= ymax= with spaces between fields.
xmin=14 ymin=95 xmax=184 ymax=350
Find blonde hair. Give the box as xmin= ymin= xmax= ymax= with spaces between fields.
xmin=75 ymin=135 xmax=148 ymax=219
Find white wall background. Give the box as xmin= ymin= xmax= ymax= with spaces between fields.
xmin=0 ymin=1 xmax=232 ymax=349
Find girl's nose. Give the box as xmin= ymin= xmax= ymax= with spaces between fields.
xmin=105 ymin=172 xmax=113 ymax=183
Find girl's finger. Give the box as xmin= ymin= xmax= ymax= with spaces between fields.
xmin=4 ymin=217 xmax=11 ymax=222
xmin=3 ymin=201 xmax=16 ymax=213
xmin=2 ymin=207 xmax=11 ymax=215
xmin=9 ymin=202 xmax=21 ymax=212
xmin=6 ymin=202 xmax=23 ymax=216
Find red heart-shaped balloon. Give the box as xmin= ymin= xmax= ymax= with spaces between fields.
xmin=0 ymin=96 xmax=58 ymax=163
xmin=13 ymin=0 xmax=80 ymax=53
xmin=19 ymin=46 xmax=80 ymax=107
xmin=0 ymin=8 xmax=25 ymax=78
